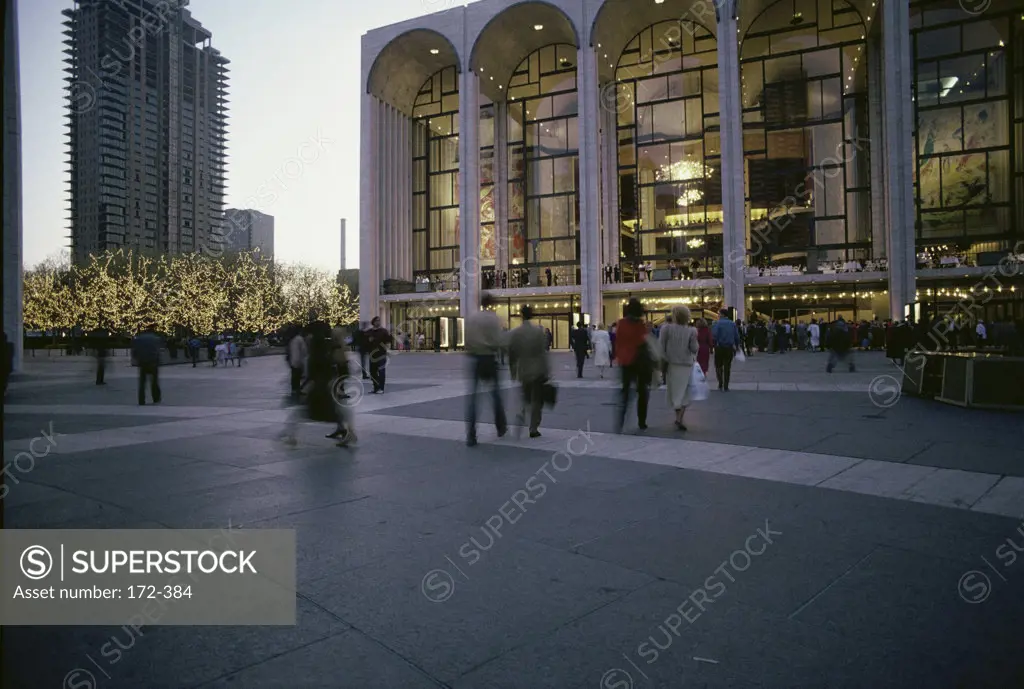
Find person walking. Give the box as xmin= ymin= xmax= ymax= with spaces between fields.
xmin=826 ymin=316 xmax=855 ymax=372
xmin=132 ymin=324 xmax=162 ymax=406
xmin=94 ymin=330 xmax=109 ymax=385
xmin=695 ymin=318 xmax=712 ymax=376
xmin=207 ymin=335 xmax=218 ymax=367
xmin=570 ymin=320 xmax=590 ymax=378
xmin=464 ymin=292 xmax=508 ymax=446
xmin=508 ymin=305 xmax=550 ymax=438
xmin=545 ymin=327 xmax=553 ymax=350
xmin=711 ymin=308 xmax=741 ymax=391
xmin=365 ymin=317 xmax=393 ymax=393
xmin=808 ymin=319 xmax=821 ymax=352
xmin=188 ymin=336 xmax=200 ymax=367
xmin=287 ymin=326 xmax=308 ymax=396
xmin=327 ymin=325 xmax=357 ymax=446
xmin=660 ymin=305 xmax=700 ymax=430
xmin=614 ymin=298 xmax=653 ymax=433
xmin=591 ymin=324 xmax=612 ymax=378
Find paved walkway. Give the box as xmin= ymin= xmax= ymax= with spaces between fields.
xmin=3 ymin=353 xmax=1023 ymax=688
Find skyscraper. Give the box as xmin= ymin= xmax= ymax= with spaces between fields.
xmin=223 ymin=208 xmax=274 ymax=259
xmin=63 ymin=0 xmax=229 ymax=264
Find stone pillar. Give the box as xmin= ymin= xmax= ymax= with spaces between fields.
xmin=459 ymin=70 xmax=481 ymax=315
xmin=359 ymin=92 xmax=380 ymax=323
xmin=495 ymin=100 xmax=509 ymax=275
xmin=882 ymin=0 xmax=916 ymax=318
xmin=605 ymin=104 xmax=620 ymax=278
xmin=3 ymin=0 xmax=23 ymax=371
xmin=867 ymin=33 xmax=887 ymax=260
xmin=716 ymin=2 xmax=745 ymax=320
xmin=577 ymin=44 xmax=602 ymax=322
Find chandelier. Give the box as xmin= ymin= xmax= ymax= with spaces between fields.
xmin=655 ymin=158 xmax=712 ymax=207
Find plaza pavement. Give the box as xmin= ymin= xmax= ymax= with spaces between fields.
xmin=2 ymin=350 xmax=1023 ymax=688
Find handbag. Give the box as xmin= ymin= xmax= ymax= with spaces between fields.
xmin=689 ymin=364 xmax=710 ymax=401
xmin=542 ymin=379 xmax=558 ymax=407
xmin=734 ymin=350 xmax=746 ymax=363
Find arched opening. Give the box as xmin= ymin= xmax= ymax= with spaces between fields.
xmin=612 ymin=19 xmax=721 ymax=284
xmin=740 ymin=0 xmax=870 ymax=276
xmin=366 ymin=29 xmax=460 ymax=116
xmin=412 ymin=67 xmax=460 ymax=290
xmin=506 ymin=43 xmax=581 ymax=292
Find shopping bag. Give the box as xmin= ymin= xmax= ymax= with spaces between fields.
xmin=542 ymin=380 xmax=558 ymax=407
xmin=689 ymin=364 xmax=710 ymax=401
xmin=734 ymin=350 xmax=746 ymax=363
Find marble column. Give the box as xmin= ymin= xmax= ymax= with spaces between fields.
xmin=3 ymin=0 xmax=23 ymax=371
xmin=882 ymin=0 xmax=916 ymax=318
xmin=716 ymin=2 xmax=746 ymax=320
xmin=359 ymin=92 xmax=380 ymax=324
xmin=577 ymin=44 xmax=602 ymax=322
xmin=867 ymin=33 xmax=887 ymax=262
xmin=459 ymin=70 xmax=481 ymax=316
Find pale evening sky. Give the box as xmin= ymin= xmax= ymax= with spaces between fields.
xmin=18 ymin=0 xmax=465 ymax=271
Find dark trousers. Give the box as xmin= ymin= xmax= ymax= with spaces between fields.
xmin=290 ymin=366 xmax=303 ymax=395
xmin=466 ymin=354 xmax=506 ymax=439
xmin=369 ymin=358 xmax=386 ymax=391
xmin=208 ymin=348 xmax=216 ymax=366
xmin=138 ymin=363 xmax=161 ymax=404
xmin=95 ymin=358 xmax=106 ymax=384
xmin=191 ymin=347 xmax=199 ymax=367
xmin=714 ymin=346 xmax=735 ymax=390
xmin=575 ymin=351 xmax=587 ymax=378
xmin=617 ymin=363 xmax=651 ymax=431
xmin=520 ymin=379 xmax=544 ymax=433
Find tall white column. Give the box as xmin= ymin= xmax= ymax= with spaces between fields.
xmin=3 ymin=0 xmax=23 ymax=371
xmin=359 ymin=93 xmax=380 ymax=323
xmin=717 ymin=2 xmax=746 ymax=320
xmin=867 ymin=34 xmax=887 ymax=263
xmin=577 ymin=44 xmax=602 ymax=321
xmin=402 ymin=114 xmax=412 ymax=281
xmin=606 ymin=104 xmax=620 ymax=277
xmin=495 ymin=101 xmax=508 ymax=275
xmin=883 ymin=0 xmax=916 ymax=318
xmin=459 ymin=70 xmax=481 ymax=315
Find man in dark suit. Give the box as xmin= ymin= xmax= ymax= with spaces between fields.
xmin=570 ymin=320 xmax=590 ymax=378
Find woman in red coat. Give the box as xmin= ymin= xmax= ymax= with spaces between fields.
xmin=695 ymin=318 xmax=712 ymax=375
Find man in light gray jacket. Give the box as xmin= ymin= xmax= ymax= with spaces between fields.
xmin=464 ymin=292 xmax=508 ymax=446
xmin=508 ymin=305 xmax=550 ymax=438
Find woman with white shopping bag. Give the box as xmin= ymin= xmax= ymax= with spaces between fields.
xmin=658 ymin=304 xmax=701 ymax=431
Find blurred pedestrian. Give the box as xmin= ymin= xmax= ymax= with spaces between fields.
xmin=591 ymin=324 xmax=611 ymax=378
xmin=508 ymin=305 xmax=549 ymax=438
xmin=365 ymin=317 xmax=393 ymax=393
xmin=614 ymin=298 xmax=653 ymax=433
xmin=94 ymin=330 xmax=109 ymax=385
xmin=570 ymin=320 xmax=590 ymax=378
xmin=660 ymin=305 xmax=699 ymax=430
xmin=464 ymin=293 xmax=507 ymax=446
xmin=132 ymin=324 xmax=162 ymax=405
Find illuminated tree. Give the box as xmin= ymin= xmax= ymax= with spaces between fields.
xmin=158 ymin=253 xmax=228 ymax=336
xmin=326 ymin=283 xmax=359 ymax=327
xmin=222 ymin=251 xmax=283 ymax=334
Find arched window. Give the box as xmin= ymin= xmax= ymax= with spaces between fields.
xmin=911 ymin=1 xmax=1019 ymax=259
xmin=741 ymin=0 xmax=870 ymax=271
xmin=506 ymin=44 xmax=579 ymax=287
xmin=412 ymin=67 xmax=459 ymax=289
xmin=614 ymin=20 xmax=720 ymax=280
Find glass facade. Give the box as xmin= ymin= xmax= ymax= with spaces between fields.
xmin=740 ymin=0 xmax=871 ymax=270
xmin=911 ymin=1 xmax=1021 ymax=257
xmin=507 ymin=44 xmax=580 ymax=287
xmin=615 ymin=20 xmax=722 ymax=280
xmin=412 ymin=66 xmax=460 ymax=289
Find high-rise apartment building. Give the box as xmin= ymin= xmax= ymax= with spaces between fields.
xmin=223 ymin=208 xmax=274 ymax=259
xmin=63 ymin=0 xmax=229 ymax=264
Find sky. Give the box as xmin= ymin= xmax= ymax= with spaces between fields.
xmin=18 ymin=0 xmax=463 ymax=272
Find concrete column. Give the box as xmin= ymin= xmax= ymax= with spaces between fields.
xmin=577 ymin=44 xmax=602 ymax=321
xmin=459 ymin=70 xmax=480 ymax=315
xmin=867 ymin=33 xmax=887 ymax=260
xmin=606 ymin=104 xmax=620 ymax=275
xmin=403 ymin=113 xmax=413 ymax=281
xmin=3 ymin=0 xmax=23 ymax=371
xmin=495 ymin=101 xmax=508 ymax=275
xmin=882 ymin=0 xmax=916 ymax=318
xmin=599 ymin=103 xmax=612 ymax=277
xmin=717 ymin=2 xmax=746 ymax=320
xmin=359 ymin=92 xmax=380 ymax=323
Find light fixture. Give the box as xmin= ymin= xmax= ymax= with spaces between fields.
xmin=430 ymin=49 xmax=439 ymax=55
xmin=533 ymin=24 xmax=543 ymax=31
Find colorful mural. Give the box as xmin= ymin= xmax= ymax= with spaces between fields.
xmin=917 ymin=103 xmax=1005 ymax=211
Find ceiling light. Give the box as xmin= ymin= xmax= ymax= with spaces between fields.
xmin=430 ymin=48 xmax=439 ymax=55
xmin=533 ymin=24 xmax=543 ymax=31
